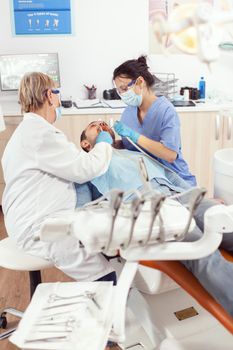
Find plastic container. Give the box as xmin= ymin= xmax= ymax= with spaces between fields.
xmin=214 ymin=148 xmax=233 ymax=204
xmin=199 ymin=77 xmax=206 ymax=99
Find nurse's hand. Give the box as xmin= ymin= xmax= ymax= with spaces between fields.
xmin=96 ymin=131 xmax=113 ymax=145
xmin=113 ymin=121 xmax=140 ymax=144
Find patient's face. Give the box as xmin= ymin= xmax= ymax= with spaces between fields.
xmin=81 ymin=121 xmax=115 ymax=151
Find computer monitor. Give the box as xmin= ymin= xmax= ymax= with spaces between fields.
xmin=0 ymin=53 xmax=60 ymax=91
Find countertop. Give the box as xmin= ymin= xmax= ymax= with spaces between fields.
xmin=1 ymin=99 xmax=233 ymax=117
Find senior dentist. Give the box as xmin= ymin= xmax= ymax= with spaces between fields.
xmin=1 ymin=71 xmax=116 ymax=283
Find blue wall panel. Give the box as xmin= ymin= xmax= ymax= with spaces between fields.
xmin=13 ymin=0 xmax=72 ymax=35
xmin=13 ymin=0 xmax=71 ymax=10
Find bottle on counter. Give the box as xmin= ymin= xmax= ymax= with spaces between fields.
xmin=199 ymin=77 xmax=206 ymax=99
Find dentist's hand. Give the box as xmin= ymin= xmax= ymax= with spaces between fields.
xmin=95 ymin=131 xmax=113 ymax=145
xmin=113 ymin=121 xmax=140 ymax=144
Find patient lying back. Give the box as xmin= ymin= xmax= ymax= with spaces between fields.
xmin=80 ymin=121 xmax=191 ymax=199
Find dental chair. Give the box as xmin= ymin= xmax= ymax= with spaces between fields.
xmin=134 ymin=250 xmax=233 ymax=334
xmin=39 ymin=187 xmax=233 ymax=349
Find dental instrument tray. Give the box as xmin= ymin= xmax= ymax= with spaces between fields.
xmin=10 ymin=282 xmax=114 ymax=350
xmin=40 ymin=188 xmax=205 ymax=255
xmin=153 ymin=72 xmax=178 ymax=100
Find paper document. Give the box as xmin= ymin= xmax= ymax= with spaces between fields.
xmin=73 ymin=99 xmax=104 ymax=108
xmin=73 ymin=99 xmax=126 ymax=109
xmin=102 ymin=99 xmax=127 ymax=108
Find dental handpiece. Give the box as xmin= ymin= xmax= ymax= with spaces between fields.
xmin=109 ymin=118 xmax=114 ymax=128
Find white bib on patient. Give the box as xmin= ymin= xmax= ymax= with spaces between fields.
xmin=91 ymin=149 xmax=167 ymax=197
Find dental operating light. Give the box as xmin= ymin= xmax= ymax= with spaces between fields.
xmin=151 ymin=1 xmax=233 ymax=64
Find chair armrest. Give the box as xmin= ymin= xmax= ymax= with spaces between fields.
xmin=121 ymin=204 xmax=233 ymax=261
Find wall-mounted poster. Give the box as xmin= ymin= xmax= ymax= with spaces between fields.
xmin=13 ymin=0 xmax=72 ymax=35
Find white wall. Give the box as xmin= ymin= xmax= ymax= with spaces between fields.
xmin=0 ymin=0 xmax=232 ymax=101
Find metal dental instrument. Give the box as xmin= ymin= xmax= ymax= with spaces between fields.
xmin=32 ymin=325 xmax=74 ymax=333
xmin=43 ymin=291 xmax=101 ymax=315
xmin=48 ymin=291 xmax=90 ymax=303
xmin=138 ymin=156 xmax=151 ymax=192
xmin=86 ymin=291 xmax=101 ymax=310
xmin=35 ymin=316 xmax=77 ymax=327
xmin=109 ymin=118 xmax=114 ymax=128
xmin=142 ymin=193 xmax=166 ymax=246
xmin=123 ymin=156 xmax=154 ymax=249
xmin=25 ymin=334 xmax=70 ymax=343
xmin=39 ymin=305 xmax=85 ymax=318
xmin=172 ymin=187 xmax=206 ymax=241
xmin=43 ymin=300 xmax=84 ymax=310
xmin=136 ymin=155 xmax=166 ymax=245
xmin=158 ymin=211 xmax=166 ymax=242
xmin=124 ymin=196 xmax=145 ymax=249
xmin=104 ymin=189 xmax=124 ymax=253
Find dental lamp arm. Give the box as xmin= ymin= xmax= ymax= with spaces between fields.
xmin=154 ymin=4 xmax=233 ymax=37
xmin=152 ymin=2 xmax=233 ymax=64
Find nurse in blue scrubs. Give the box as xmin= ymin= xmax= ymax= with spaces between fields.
xmin=113 ymin=55 xmax=196 ymax=187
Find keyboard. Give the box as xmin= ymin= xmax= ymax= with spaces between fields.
xmin=172 ymin=100 xmax=196 ymax=107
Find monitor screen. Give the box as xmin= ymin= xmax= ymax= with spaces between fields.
xmin=0 ymin=53 xmax=60 ymax=91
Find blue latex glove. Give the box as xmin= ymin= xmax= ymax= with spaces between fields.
xmin=113 ymin=121 xmax=140 ymax=144
xmin=95 ymin=131 xmax=113 ymax=145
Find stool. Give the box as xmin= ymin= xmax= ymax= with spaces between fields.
xmin=0 ymin=237 xmax=53 ymax=340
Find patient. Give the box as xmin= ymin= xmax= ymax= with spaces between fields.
xmin=78 ymin=120 xmax=233 ymax=318
xmin=80 ymin=121 xmax=191 ymax=200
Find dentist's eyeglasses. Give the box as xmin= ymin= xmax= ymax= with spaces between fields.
xmin=51 ymin=89 xmax=60 ymax=95
xmin=114 ymin=80 xmax=136 ymax=95
xmin=44 ymin=88 xmax=60 ymax=96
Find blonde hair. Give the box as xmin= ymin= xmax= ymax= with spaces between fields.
xmin=19 ymin=72 xmax=55 ymax=113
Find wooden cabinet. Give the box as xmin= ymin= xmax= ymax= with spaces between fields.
xmin=178 ymin=110 xmax=233 ymax=196
xmin=221 ymin=109 xmax=233 ymax=148
xmin=178 ymin=112 xmax=221 ymax=196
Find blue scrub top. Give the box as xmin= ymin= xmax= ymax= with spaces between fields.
xmin=121 ymin=96 xmax=196 ymax=186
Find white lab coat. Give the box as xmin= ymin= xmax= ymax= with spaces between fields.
xmin=1 ymin=113 xmax=114 ymax=281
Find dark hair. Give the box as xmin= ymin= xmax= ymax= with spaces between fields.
xmin=80 ymin=122 xmax=115 ymax=152
xmin=113 ymin=55 xmax=155 ymax=87
xmin=80 ymin=130 xmax=89 ymax=152
xmin=80 ymin=130 xmax=86 ymax=142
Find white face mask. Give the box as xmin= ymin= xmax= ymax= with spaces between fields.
xmin=55 ymin=106 xmax=62 ymax=121
xmin=120 ymin=89 xmax=142 ymax=107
